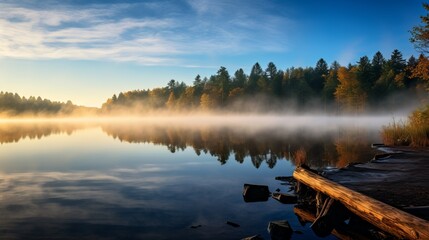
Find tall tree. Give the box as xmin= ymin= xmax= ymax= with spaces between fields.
xmin=265 ymin=62 xmax=277 ymax=80
xmin=311 ymin=58 xmax=329 ymax=94
xmin=372 ymin=50 xmax=406 ymax=97
xmin=193 ymin=74 xmax=204 ymax=97
xmin=283 ymin=67 xmax=314 ymax=104
xmin=232 ymin=68 xmax=247 ymax=89
xmin=215 ymin=66 xmax=231 ymax=105
xmin=410 ymin=3 xmax=429 ymax=54
xmin=356 ymin=56 xmax=373 ymax=95
xmin=167 ymin=79 xmax=176 ymax=91
xmin=335 ymin=67 xmax=366 ymax=112
xmin=322 ymin=61 xmax=340 ymax=102
xmin=405 ymin=55 xmax=419 ymax=88
xmin=413 ymin=54 xmax=429 ymax=90
xmin=166 ymin=91 xmax=176 ymax=109
xmin=388 ymin=49 xmax=406 ymax=74
xmin=371 ymin=51 xmax=385 ymax=83
xmin=247 ymin=62 xmax=263 ymax=93
xmin=410 ymin=3 xmax=429 ymax=88
xmin=262 ymin=62 xmax=278 ymax=94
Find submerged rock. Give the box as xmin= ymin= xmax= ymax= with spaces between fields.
xmin=226 ymin=221 xmax=240 ymax=228
xmin=243 ymin=184 xmax=270 ymax=202
xmin=267 ymin=220 xmax=293 ymax=240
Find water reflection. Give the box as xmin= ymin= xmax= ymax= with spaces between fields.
xmin=0 ymin=118 xmax=387 ymax=239
xmin=0 ymin=121 xmax=90 ymax=144
xmin=0 ymin=119 xmax=381 ymax=168
xmin=102 ymin=121 xmax=380 ymax=168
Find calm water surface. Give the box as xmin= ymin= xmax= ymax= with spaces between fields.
xmin=0 ymin=116 xmax=390 ymax=239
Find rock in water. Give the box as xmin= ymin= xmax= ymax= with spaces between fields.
xmin=242 ymin=184 xmax=270 ymax=202
xmin=226 ymin=221 xmax=240 ymax=228
xmin=267 ymin=220 xmax=293 ymax=240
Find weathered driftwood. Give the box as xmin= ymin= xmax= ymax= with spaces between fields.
xmin=311 ymin=198 xmax=349 ymax=237
xmin=293 ymin=167 xmax=429 ymax=240
xmin=294 ymin=206 xmax=369 ymax=240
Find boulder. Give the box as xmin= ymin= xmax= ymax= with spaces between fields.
xmin=243 ymin=184 xmax=270 ymax=202
xmin=267 ymin=220 xmax=293 ymax=240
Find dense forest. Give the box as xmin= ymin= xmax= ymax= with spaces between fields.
xmin=101 ymin=50 xmax=428 ymax=114
xmin=0 ymin=49 xmax=427 ymax=116
xmin=0 ymin=92 xmax=96 ymax=116
xmin=0 ymin=4 xmax=428 ymax=117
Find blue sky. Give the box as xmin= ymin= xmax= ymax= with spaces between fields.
xmin=0 ymin=0 xmax=425 ymax=107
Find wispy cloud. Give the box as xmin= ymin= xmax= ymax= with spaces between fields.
xmin=0 ymin=1 xmax=292 ymax=66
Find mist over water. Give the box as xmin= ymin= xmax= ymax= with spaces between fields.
xmin=0 ymin=114 xmax=399 ymax=167
xmin=0 ymin=114 xmax=403 ymax=239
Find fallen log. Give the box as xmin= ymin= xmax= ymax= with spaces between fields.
xmin=293 ymin=167 xmax=429 ymax=240
xmin=311 ymin=198 xmax=349 ymax=237
xmin=294 ymin=206 xmax=368 ymax=240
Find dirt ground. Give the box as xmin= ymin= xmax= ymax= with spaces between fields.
xmin=324 ymin=146 xmax=429 ymax=219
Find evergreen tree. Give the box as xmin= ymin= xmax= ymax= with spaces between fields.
xmin=356 ymin=56 xmax=373 ymax=96
xmin=311 ymin=58 xmax=329 ymax=94
xmin=193 ymin=75 xmax=204 ymax=98
xmin=215 ymin=66 xmax=231 ymax=105
xmin=232 ymin=68 xmax=247 ymax=89
xmin=247 ymin=62 xmax=263 ymax=93
xmin=371 ymin=51 xmax=385 ymax=82
xmin=388 ymin=49 xmax=406 ymax=74
xmin=322 ymin=61 xmax=340 ymax=102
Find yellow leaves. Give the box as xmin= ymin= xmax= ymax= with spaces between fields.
xmin=334 ymin=67 xmax=366 ymax=113
xmin=412 ymin=55 xmax=429 ymax=91
xmin=394 ymin=72 xmax=406 ymax=88
xmin=166 ymin=92 xmax=176 ymax=109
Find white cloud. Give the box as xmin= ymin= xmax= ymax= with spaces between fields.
xmin=0 ymin=1 xmax=292 ymax=66
xmin=0 ymin=3 xmax=180 ymax=65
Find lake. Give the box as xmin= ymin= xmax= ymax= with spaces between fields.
xmin=0 ymin=115 xmax=394 ymax=239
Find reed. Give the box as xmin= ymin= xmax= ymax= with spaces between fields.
xmin=381 ymin=105 xmax=429 ymax=147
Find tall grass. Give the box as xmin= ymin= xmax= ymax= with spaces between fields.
xmin=381 ymin=119 xmax=411 ymax=146
xmin=381 ymin=105 xmax=429 ymax=147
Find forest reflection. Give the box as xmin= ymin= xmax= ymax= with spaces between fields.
xmin=0 ymin=122 xmax=89 ymax=144
xmin=100 ymin=122 xmax=379 ymax=169
xmin=0 ymin=121 xmax=379 ymax=168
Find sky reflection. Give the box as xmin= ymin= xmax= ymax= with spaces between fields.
xmin=0 ymin=118 xmax=384 ymax=239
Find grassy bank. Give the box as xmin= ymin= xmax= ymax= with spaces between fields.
xmin=382 ymin=105 xmax=429 ymax=147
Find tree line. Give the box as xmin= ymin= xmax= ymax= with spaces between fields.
xmin=0 ymin=92 xmax=74 ymax=115
xmin=0 ymin=92 xmax=96 ymax=116
xmin=101 ymin=50 xmax=428 ymax=114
